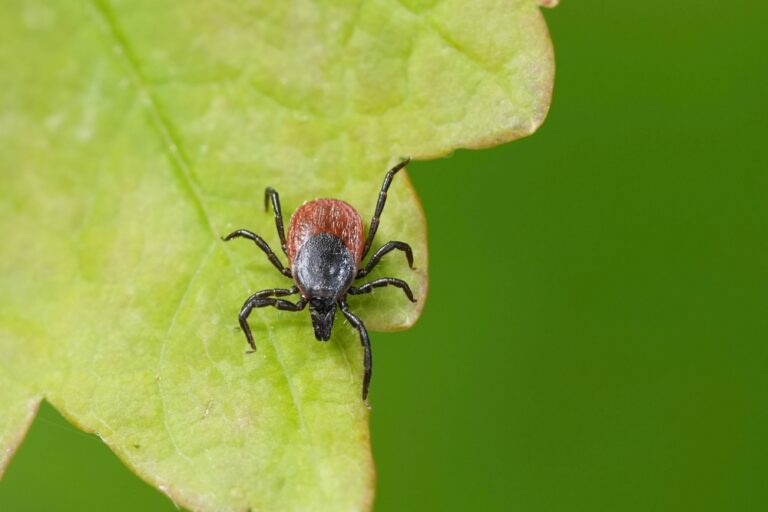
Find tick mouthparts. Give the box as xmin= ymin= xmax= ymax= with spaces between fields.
xmin=309 ymin=301 xmax=336 ymax=341
xmin=313 ymin=326 xmax=332 ymax=341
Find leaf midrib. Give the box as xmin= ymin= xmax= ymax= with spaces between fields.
xmin=88 ymin=0 xmax=315 ymax=449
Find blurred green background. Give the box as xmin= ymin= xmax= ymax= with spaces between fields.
xmin=2 ymin=1 xmax=767 ymax=511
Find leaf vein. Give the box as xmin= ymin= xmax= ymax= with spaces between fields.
xmin=155 ymin=242 xmax=216 ymax=461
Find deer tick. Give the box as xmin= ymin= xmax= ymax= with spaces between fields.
xmin=223 ymin=159 xmax=416 ymax=400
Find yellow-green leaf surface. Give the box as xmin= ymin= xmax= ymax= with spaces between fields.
xmin=0 ymin=1 xmax=554 ymax=510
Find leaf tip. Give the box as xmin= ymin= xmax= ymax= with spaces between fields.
xmin=0 ymin=396 xmax=42 ymax=479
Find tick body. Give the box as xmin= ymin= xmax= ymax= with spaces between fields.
xmin=223 ymin=159 xmax=416 ymax=400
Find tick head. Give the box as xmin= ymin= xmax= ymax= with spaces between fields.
xmin=309 ymin=297 xmax=336 ymax=341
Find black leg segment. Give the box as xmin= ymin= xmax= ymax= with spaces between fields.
xmin=239 ymin=287 xmax=304 ymax=351
xmin=362 ymin=158 xmax=411 ymax=258
xmin=264 ymin=187 xmax=288 ymax=256
xmin=348 ymin=277 xmax=417 ymax=303
xmin=339 ymin=300 xmax=372 ymax=400
xmin=357 ymin=240 xmax=414 ymax=278
xmin=222 ymin=229 xmax=292 ymax=277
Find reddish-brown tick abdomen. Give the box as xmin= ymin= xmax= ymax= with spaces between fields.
xmin=287 ymin=199 xmax=365 ymax=265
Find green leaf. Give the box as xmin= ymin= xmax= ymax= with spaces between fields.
xmin=0 ymin=0 xmax=554 ymax=510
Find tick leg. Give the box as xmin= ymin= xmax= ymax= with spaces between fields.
xmin=362 ymin=158 xmax=411 ymax=259
xmin=264 ymin=187 xmax=288 ymax=256
xmin=348 ymin=277 xmax=417 ymax=303
xmin=222 ymin=229 xmax=292 ymax=278
xmin=339 ymin=300 xmax=372 ymax=401
xmin=357 ymin=240 xmax=414 ymax=278
xmin=239 ymin=287 xmax=304 ymax=351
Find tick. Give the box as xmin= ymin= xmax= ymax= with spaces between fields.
xmin=222 ymin=159 xmax=416 ymax=400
